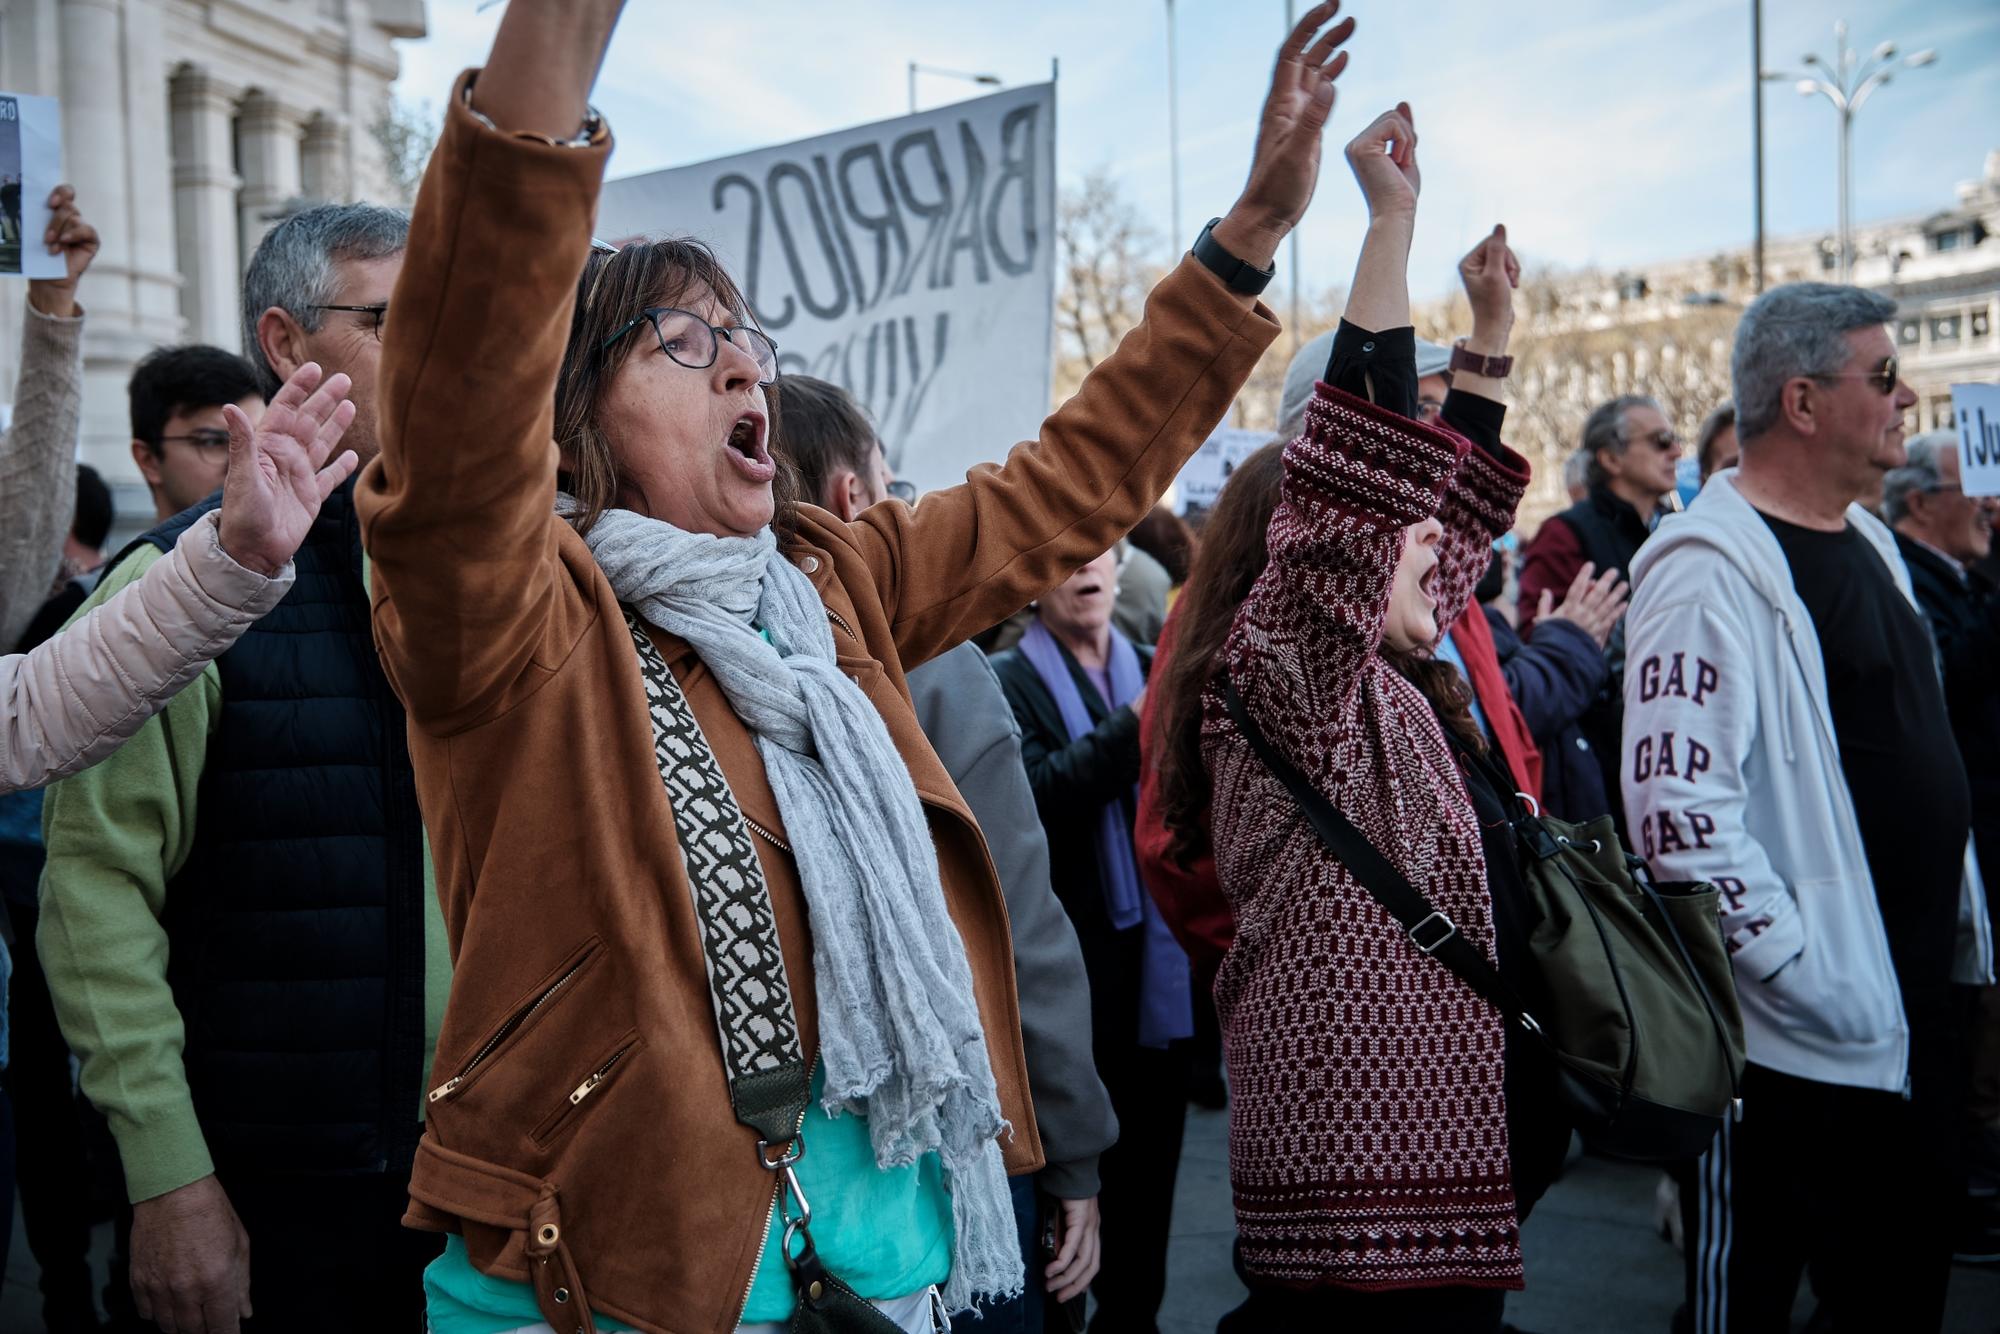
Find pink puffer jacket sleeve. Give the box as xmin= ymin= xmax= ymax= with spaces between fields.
xmin=0 ymin=510 xmax=292 ymax=793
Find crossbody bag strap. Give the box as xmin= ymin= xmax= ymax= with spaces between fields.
xmin=624 ymin=610 xmax=813 ymax=1144
xmin=1219 ymin=676 xmax=1543 ymax=1036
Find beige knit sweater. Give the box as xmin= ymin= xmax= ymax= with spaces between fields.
xmin=0 ymin=302 xmax=85 ymax=651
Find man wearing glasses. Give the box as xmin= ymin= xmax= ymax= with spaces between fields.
xmin=126 ymin=345 xmax=265 ymax=522
xmin=1623 ymin=283 xmax=1987 ymax=1333
xmin=38 ymin=201 xmax=445 ymax=1332
xmin=1517 ymin=392 xmax=1682 ymax=636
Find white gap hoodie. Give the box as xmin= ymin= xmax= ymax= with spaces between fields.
xmin=1622 ymin=470 xmax=1993 ymax=1094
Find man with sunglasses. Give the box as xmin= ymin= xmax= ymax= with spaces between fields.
xmin=1624 ymin=282 xmax=1988 ymax=1333
xmin=1517 ymin=394 xmax=1680 ymax=638
xmin=126 ymin=345 xmax=266 ymax=523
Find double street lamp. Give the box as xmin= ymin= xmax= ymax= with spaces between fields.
xmin=1762 ymin=20 xmax=1936 ymax=284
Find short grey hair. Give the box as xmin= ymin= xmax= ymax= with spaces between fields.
xmin=1562 ymin=448 xmax=1591 ymax=495
xmin=240 ymin=202 xmax=410 ymax=397
xmin=1731 ymin=282 xmax=1896 ymax=443
xmin=1881 ymin=430 xmax=1959 ymax=527
xmin=1581 ymin=395 xmax=1661 ymax=491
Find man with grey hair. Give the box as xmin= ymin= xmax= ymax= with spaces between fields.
xmin=37 ymin=201 xmax=441 ymax=1332
xmin=1518 ymin=393 xmax=1680 ymax=636
xmin=1624 ymin=283 xmax=1987 ymax=1331
xmin=1889 ymin=430 xmax=2000 ymax=1263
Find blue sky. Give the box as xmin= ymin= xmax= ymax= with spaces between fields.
xmin=395 ymin=0 xmax=2000 ymax=303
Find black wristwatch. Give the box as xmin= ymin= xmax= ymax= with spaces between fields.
xmin=1192 ymin=217 xmax=1276 ymax=296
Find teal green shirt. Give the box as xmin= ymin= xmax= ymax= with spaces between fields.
xmin=423 ymin=1068 xmax=953 ymax=1330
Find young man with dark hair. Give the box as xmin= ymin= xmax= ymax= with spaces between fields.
xmin=127 ymin=345 xmax=265 ymax=522
xmin=775 ymin=373 xmax=1114 ymax=1328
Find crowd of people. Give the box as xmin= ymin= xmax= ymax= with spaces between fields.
xmin=0 ymin=3 xmax=1993 ymax=1333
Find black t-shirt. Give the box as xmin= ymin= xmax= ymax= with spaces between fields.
xmin=1760 ymin=513 xmax=1971 ymax=1009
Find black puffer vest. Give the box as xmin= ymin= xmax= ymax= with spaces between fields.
xmin=115 ymin=481 xmax=429 ymax=1177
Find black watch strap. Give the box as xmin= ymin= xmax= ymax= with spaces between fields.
xmin=1191 ymin=217 xmax=1276 ymax=296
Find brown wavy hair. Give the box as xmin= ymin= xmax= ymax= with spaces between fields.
xmin=553 ymin=237 xmax=799 ymax=539
xmin=1149 ymin=442 xmax=1483 ymax=866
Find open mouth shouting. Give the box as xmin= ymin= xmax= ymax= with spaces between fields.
xmin=1417 ymin=560 xmax=1439 ymax=607
xmin=723 ymin=409 xmax=774 ymax=484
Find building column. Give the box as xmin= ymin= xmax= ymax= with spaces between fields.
xmin=169 ymin=66 xmax=243 ymax=349
xmin=237 ymin=91 xmax=306 ymax=259
xmin=60 ymin=0 xmax=184 ymax=529
xmin=301 ymin=112 xmax=350 ymax=203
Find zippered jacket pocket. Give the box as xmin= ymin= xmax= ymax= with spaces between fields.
xmin=429 ymin=936 xmax=603 ymax=1105
xmin=530 ymin=1028 xmax=644 ymax=1147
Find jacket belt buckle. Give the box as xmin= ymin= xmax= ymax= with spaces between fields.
xmin=1408 ymin=910 xmax=1458 ymax=955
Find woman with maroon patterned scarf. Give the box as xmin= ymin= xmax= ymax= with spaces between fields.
xmin=1163 ymin=104 xmax=1568 ymax=1333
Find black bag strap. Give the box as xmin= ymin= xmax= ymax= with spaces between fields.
xmin=1220 ymin=677 xmax=1545 ymax=1038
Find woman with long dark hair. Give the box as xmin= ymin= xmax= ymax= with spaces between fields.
xmin=1143 ymin=104 xmax=1564 ymax=1333
xmin=357 ymin=3 xmax=1359 ymax=1329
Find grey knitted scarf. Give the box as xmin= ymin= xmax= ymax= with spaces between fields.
xmin=559 ymin=497 xmax=1022 ymax=1310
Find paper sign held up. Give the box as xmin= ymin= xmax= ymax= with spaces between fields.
xmin=0 ymin=91 xmax=64 ymax=281
xmin=1955 ymin=383 xmax=2000 ymax=498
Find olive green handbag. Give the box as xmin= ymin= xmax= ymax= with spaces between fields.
xmin=1222 ymin=679 xmax=1745 ymax=1163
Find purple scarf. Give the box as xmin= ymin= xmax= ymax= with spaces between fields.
xmin=1018 ymin=618 xmax=1192 ymax=1049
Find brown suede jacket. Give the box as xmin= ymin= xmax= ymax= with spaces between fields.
xmin=357 ymin=73 xmax=1276 ymax=1334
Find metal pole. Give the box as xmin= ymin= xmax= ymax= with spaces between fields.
xmin=1286 ymin=0 xmax=1301 ymax=341
xmin=1166 ymin=0 xmax=1182 ymax=248
xmin=908 ymin=61 xmax=917 ymax=115
xmin=1752 ymin=0 xmax=1766 ymax=293
xmin=1837 ymin=104 xmax=1852 ymax=283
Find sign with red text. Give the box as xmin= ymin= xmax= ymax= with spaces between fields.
xmin=0 ymin=91 xmax=64 ymax=280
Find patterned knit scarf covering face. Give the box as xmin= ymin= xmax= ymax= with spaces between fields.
xmin=557 ymin=496 xmax=1023 ymax=1310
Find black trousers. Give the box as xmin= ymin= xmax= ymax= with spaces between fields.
xmin=1216 ymin=1242 xmax=1506 ymax=1334
xmin=1685 ymin=1058 xmax=1958 ymax=1334
xmin=1088 ymin=1040 xmax=1190 ymax=1334
xmin=4 ymin=892 xmax=105 ymax=1326
xmin=204 ymin=1169 xmax=438 ymax=1332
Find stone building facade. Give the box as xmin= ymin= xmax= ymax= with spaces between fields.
xmin=0 ymin=0 xmax=424 ymax=527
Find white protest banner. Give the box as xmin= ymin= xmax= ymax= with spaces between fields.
xmin=1174 ymin=425 xmax=1275 ymax=521
xmin=1955 ymin=383 xmax=2000 ymax=498
xmin=596 ymin=85 xmax=1055 ymax=494
xmin=0 ymin=91 xmax=64 ymax=280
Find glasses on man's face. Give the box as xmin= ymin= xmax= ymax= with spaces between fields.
xmin=310 ymin=303 xmax=389 ymax=340
xmin=885 ymin=479 xmax=917 ymax=505
xmin=1625 ymin=428 xmax=1679 ymax=452
xmin=1818 ymin=355 xmax=1899 ymax=395
xmin=156 ymin=429 xmax=231 ymax=458
xmin=1417 ymin=397 xmax=1445 ymax=423
xmin=600 ymin=306 xmax=780 ymax=386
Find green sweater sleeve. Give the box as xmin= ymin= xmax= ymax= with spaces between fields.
xmin=37 ymin=544 xmax=222 ymax=1203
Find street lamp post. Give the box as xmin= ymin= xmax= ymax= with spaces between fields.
xmin=1762 ymin=20 xmax=1936 ymax=284
xmin=907 ymin=63 xmax=1003 ymax=115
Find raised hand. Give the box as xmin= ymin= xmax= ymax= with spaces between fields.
xmin=216 ymin=362 xmax=359 ymax=577
xmin=1345 ymin=102 xmax=1421 ymax=223
xmin=1458 ymin=224 xmax=1521 ymax=339
xmin=26 ymin=185 xmax=100 ymax=318
xmin=1536 ymin=561 xmax=1629 ymax=648
xmin=1211 ymin=0 xmax=1356 ymax=270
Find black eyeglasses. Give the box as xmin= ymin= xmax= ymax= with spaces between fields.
xmin=1624 ymin=428 xmax=1680 ymax=452
xmin=1817 ymin=355 xmax=1900 ymax=395
xmin=156 ymin=429 xmax=231 ymax=457
xmin=311 ymin=303 xmax=389 ymax=339
xmin=600 ymin=306 xmax=780 ymax=386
